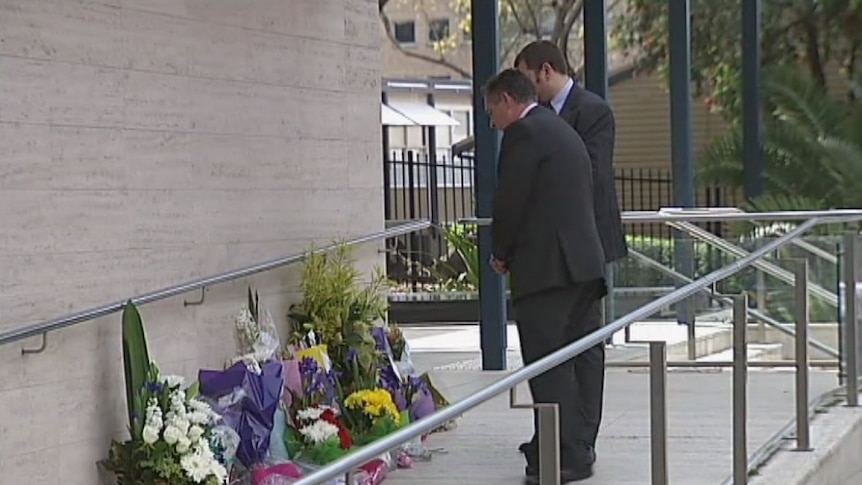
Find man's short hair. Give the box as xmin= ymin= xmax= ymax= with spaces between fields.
xmin=514 ymin=40 xmax=568 ymax=74
xmin=482 ymin=68 xmax=538 ymax=104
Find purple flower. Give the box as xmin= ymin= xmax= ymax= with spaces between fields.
xmin=371 ymin=327 xmax=388 ymax=352
xmin=146 ymin=381 xmax=163 ymax=394
xmin=346 ymin=347 xmax=359 ymax=363
xmin=298 ymin=357 xmax=319 ymax=378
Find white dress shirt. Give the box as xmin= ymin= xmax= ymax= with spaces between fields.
xmin=550 ymin=77 xmax=575 ymax=114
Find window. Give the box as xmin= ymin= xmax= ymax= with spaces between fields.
xmin=428 ymin=19 xmax=450 ymax=43
xmin=451 ymin=110 xmax=471 ymax=142
xmin=393 ymin=21 xmax=416 ymax=44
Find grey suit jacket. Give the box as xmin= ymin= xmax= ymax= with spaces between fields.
xmin=558 ymin=86 xmax=628 ymax=263
xmin=492 ymin=106 xmax=606 ymax=301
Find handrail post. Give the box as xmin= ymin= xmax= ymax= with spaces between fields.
xmin=509 ymin=387 xmax=560 ymax=485
xmin=649 ymin=341 xmax=669 ymax=485
xmin=793 ymin=259 xmax=811 ymax=451
xmin=733 ymin=293 xmax=748 ymax=485
xmin=844 ymin=231 xmax=859 ymax=407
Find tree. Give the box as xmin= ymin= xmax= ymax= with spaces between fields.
xmin=612 ymin=0 xmax=862 ymax=113
xmin=698 ymin=65 xmax=862 ymax=210
xmin=379 ymin=0 xmax=623 ymax=79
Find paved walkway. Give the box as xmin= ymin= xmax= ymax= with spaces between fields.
xmin=382 ymin=323 xmax=840 ymax=485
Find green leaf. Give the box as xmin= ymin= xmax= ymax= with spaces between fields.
xmin=121 ymin=301 xmax=151 ymax=441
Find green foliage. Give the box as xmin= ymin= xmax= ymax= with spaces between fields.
xmin=698 ymin=65 xmax=862 ymax=211
xmin=613 ymin=0 xmax=862 ymax=115
xmin=121 ymin=301 xmax=151 ymax=441
xmin=618 ymin=236 xmax=749 ymax=292
xmin=288 ymin=243 xmax=388 ymax=392
xmin=437 ymin=223 xmax=480 ymax=290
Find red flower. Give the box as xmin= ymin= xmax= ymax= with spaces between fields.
xmin=338 ymin=426 xmax=353 ymax=449
xmin=319 ymin=407 xmax=353 ymax=449
xmin=320 ymin=408 xmax=339 ymax=425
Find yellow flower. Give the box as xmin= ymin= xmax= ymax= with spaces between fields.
xmin=344 ymin=388 xmax=399 ymax=422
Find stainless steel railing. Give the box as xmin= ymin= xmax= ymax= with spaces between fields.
xmin=0 ymin=220 xmax=432 ymax=349
xmin=293 ymin=213 xmax=862 ymax=485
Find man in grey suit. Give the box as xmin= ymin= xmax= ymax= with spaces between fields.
xmin=514 ymin=40 xmax=628 ymax=461
xmin=484 ymin=69 xmax=607 ymax=483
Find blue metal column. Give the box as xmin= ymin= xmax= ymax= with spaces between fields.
xmin=471 ymin=0 xmax=507 ymax=370
xmin=742 ymin=0 xmax=763 ymax=199
xmin=583 ymin=0 xmax=615 ymax=342
xmin=668 ymin=0 xmax=696 ymax=356
xmin=583 ymin=0 xmax=608 ymax=99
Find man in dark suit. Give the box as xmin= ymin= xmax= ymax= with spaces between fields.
xmin=514 ymin=41 xmax=627 ymax=264
xmin=484 ymin=68 xmax=607 ymax=483
xmin=514 ymin=40 xmax=628 ymax=461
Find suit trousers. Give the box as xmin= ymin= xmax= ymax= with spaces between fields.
xmin=514 ymin=281 xmax=605 ymax=467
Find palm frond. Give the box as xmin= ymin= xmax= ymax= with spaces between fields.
xmin=697 ymin=64 xmax=862 ymax=211
xmin=761 ymin=65 xmax=845 ymax=135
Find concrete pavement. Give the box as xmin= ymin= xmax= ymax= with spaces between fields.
xmin=380 ymin=322 xmax=839 ymax=485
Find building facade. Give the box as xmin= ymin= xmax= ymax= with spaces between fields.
xmin=0 ymin=1 xmax=384 ymax=483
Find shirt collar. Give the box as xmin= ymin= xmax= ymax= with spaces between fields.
xmin=519 ymin=102 xmax=539 ymax=119
xmin=550 ymin=77 xmax=575 ymax=114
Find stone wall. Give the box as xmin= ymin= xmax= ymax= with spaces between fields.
xmin=0 ymin=1 xmax=384 ymax=482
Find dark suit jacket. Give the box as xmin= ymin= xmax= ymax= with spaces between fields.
xmin=558 ymin=86 xmax=628 ymax=263
xmin=492 ymin=106 xmax=606 ymax=301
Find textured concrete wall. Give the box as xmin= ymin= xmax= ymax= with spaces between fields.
xmin=0 ymin=0 xmax=383 ymax=482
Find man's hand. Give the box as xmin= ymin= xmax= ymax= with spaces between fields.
xmin=490 ymin=256 xmax=508 ymax=275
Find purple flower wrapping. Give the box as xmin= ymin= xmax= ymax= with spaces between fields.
xmin=198 ymin=360 xmax=284 ymax=468
xmin=378 ymin=363 xmax=408 ymax=411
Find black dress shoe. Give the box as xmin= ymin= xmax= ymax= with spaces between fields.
xmin=524 ymin=465 xmax=594 ymax=484
xmin=519 ymin=441 xmax=597 ymax=465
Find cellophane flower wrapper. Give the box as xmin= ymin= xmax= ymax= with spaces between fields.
xmin=409 ymin=385 xmax=436 ymax=422
xmin=212 ymin=424 xmax=242 ymax=472
xmin=269 ymin=407 xmax=290 ymax=461
xmin=250 ymin=459 xmax=302 ymax=485
xmin=281 ymin=358 xmax=303 ymax=409
xmin=291 ymin=457 xmax=392 ymax=485
xmin=199 ymin=360 xmax=284 ymax=468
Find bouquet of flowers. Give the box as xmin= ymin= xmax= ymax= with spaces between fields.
xmin=197 ymin=360 xmax=284 ymax=470
xmin=229 ymin=287 xmax=281 ymax=373
xmin=341 ymin=387 xmax=406 ymax=446
xmin=284 ymin=404 xmax=354 ymax=465
xmin=104 ymin=367 xmax=228 ymax=485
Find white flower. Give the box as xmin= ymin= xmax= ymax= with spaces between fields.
xmin=297 ymin=407 xmax=323 ymax=421
xmin=180 ymin=443 xmax=228 ymax=484
xmin=142 ymin=425 xmax=160 ymax=445
xmin=161 ymin=374 xmax=185 ymax=388
xmin=163 ymin=425 xmax=183 ymax=445
xmin=186 ymin=410 xmax=208 ymax=425
xmin=170 ymin=416 xmax=191 ymax=435
xmin=187 ymin=425 xmax=204 ymax=442
xmin=298 ymin=420 xmax=339 ymax=445
xmin=176 ymin=436 xmax=191 ymax=454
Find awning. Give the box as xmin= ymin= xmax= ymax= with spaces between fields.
xmin=381 ymin=103 xmax=416 ymax=126
xmin=386 ymin=101 xmax=460 ymax=127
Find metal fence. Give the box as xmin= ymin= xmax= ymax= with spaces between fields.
xmin=383 ymin=150 xmax=739 ymax=229
xmin=382 ymin=150 xmax=741 ymax=289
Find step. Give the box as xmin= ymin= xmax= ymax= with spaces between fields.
xmin=697 ymin=342 xmax=785 ymax=362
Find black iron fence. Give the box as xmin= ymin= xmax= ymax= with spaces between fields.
xmin=383 ymin=150 xmax=738 ymax=227
xmin=383 ymin=150 xmax=741 ymax=290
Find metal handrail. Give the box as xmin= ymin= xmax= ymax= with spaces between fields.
xmin=627 ymin=248 xmax=840 ymax=358
xmin=0 ymin=220 xmax=432 ymax=347
xmin=669 ymin=220 xmax=839 ymax=306
xmin=462 ymin=208 xmax=862 ymax=225
xmin=291 ymin=217 xmax=822 ymax=485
